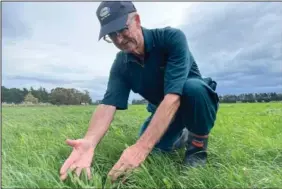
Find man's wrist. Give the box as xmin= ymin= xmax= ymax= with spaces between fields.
xmin=83 ymin=136 xmax=97 ymax=149
xmin=135 ymin=140 xmax=154 ymax=154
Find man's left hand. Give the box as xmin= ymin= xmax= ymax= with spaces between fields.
xmin=108 ymin=143 xmax=151 ymax=182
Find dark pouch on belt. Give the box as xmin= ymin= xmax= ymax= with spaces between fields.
xmin=203 ymin=77 xmax=217 ymax=91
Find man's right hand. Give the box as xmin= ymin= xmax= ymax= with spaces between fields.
xmin=60 ymin=139 xmax=95 ymax=181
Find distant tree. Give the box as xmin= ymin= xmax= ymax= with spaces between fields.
xmin=270 ymin=92 xmax=278 ymax=101
xmin=24 ymin=92 xmax=39 ymax=104
xmin=93 ymin=100 xmax=101 ymax=105
xmin=238 ymin=94 xmax=245 ymax=102
xmin=48 ymin=87 xmax=92 ymax=105
xmin=8 ymin=88 xmax=25 ymax=103
xmin=34 ymin=87 xmax=49 ymax=103
xmin=23 ymin=88 xmax=29 ymax=97
xmin=244 ymin=93 xmax=255 ymax=103
xmin=49 ymin=87 xmax=67 ymax=105
xmin=2 ymin=86 xmax=8 ymax=102
xmin=132 ymin=98 xmax=148 ymax=104
xmin=81 ymin=90 xmax=92 ymax=104
xmin=277 ymin=93 xmax=282 ymax=101
xmin=218 ymin=95 xmax=223 ymax=102
xmin=222 ymin=95 xmax=237 ymax=103
xmin=41 ymin=87 xmax=49 ymax=103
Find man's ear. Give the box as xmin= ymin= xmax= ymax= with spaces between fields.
xmin=135 ymin=13 xmax=141 ymax=27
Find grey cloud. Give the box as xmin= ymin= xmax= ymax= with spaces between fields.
xmin=4 ymin=75 xmax=85 ymax=85
xmin=180 ymin=2 xmax=282 ymax=94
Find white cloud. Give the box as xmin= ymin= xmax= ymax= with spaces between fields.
xmin=134 ymin=2 xmax=194 ymax=28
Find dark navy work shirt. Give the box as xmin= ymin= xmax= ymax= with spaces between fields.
xmin=101 ymin=26 xmax=202 ymax=110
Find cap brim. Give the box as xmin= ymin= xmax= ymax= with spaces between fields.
xmin=98 ymin=14 xmax=128 ymax=40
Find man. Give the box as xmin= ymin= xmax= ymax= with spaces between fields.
xmin=60 ymin=1 xmax=219 ymax=182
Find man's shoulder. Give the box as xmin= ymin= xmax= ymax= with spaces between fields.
xmin=150 ymin=26 xmax=185 ymax=37
xmin=114 ymin=51 xmax=124 ymax=62
xmin=110 ymin=51 xmax=128 ymax=73
xmin=148 ymin=26 xmax=187 ymax=47
xmin=112 ymin=50 xmax=126 ymax=64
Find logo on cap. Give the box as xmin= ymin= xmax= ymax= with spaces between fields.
xmin=100 ymin=7 xmax=110 ymax=20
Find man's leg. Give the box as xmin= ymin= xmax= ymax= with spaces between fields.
xmin=138 ymin=103 xmax=186 ymax=152
xmin=138 ymin=77 xmax=219 ymax=162
xmin=180 ymin=77 xmax=219 ymax=167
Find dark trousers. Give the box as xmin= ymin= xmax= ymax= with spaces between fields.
xmin=138 ymin=77 xmax=219 ymax=152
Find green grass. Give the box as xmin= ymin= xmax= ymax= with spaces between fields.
xmin=2 ymin=102 xmax=282 ymax=188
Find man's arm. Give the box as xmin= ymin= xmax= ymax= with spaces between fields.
xmin=136 ymin=94 xmax=180 ymax=151
xmin=136 ymin=28 xmax=191 ymax=152
xmin=84 ymin=52 xmax=130 ymax=148
xmin=84 ymin=104 xmax=116 ymax=149
xmin=60 ymin=103 xmax=117 ymax=181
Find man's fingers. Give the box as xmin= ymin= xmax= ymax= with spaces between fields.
xmin=60 ymin=166 xmax=91 ymax=181
xmin=121 ymin=167 xmax=134 ymax=184
xmin=60 ymin=173 xmax=68 ymax=181
xmin=108 ymin=161 xmax=122 ymax=178
xmin=60 ymin=163 xmax=76 ymax=181
xmin=86 ymin=168 xmax=92 ymax=180
xmin=60 ymin=150 xmax=80 ymax=174
xmin=60 ymin=158 xmax=74 ymax=175
xmin=75 ymin=167 xmax=82 ymax=177
xmin=109 ymin=163 xmax=128 ymax=182
xmin=69 ymin=164 xmax=77 ymax=172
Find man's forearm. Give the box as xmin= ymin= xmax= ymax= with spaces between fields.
xmin=84 ymin=104 xmax=116 ymax=149
xmin=136 ymin=94 xmax=181 ymax=151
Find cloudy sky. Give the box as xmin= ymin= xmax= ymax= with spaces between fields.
xmin=2 ymin=2 xmax=282 ymax=102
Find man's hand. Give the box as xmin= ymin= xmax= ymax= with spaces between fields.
xmin=107 ymin=143 xmax=151 ymax=182
xmin=107 ymin=94 xmax=180 ymax=182
xmin=60 ymin=139 xmax=95 ymax=181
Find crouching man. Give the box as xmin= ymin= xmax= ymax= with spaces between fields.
xmin=60 ymin=1 xmax=219 ymax=182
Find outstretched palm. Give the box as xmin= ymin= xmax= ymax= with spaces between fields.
xmin=60 ymin=139 xmax=94 ymax=181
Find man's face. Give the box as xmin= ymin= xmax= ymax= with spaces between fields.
xmin=105 ymin=14 xmax=142 ymax=54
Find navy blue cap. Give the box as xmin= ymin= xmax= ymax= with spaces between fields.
xmin=96 ymin=1 xmax=137 ymax=40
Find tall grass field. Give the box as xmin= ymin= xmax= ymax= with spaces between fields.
xmin=2 ymin=102 xmax=282 ymax=188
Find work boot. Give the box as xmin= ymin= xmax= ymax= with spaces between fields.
xmin=183 ymin=132 xmax=208 ymax=167
xmin=172 ymin=128 xmax=189 ymax=150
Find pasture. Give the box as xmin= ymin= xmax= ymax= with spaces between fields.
xmin=2 ymin=102 xmax=282 ymax=188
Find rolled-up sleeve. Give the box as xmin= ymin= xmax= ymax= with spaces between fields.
xmin=101 ymin=53 xmax=130 ymax=110
xmin=164 ymin=28 xmax=193 ymax=96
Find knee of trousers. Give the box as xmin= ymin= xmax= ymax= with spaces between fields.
xmin=181 ymin=78 xmax=208 ymax=100
xmin=181 ymin=78 xmax=219 ymax=107
xmin=180 ymin=78 xmax=219 ymax=135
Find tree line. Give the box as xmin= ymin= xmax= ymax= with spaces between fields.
xmin=1 ymin=86 xmax=92 ymax=105
xmin=131 ymin=92 xmax=282 ymax=104
xmin=218 ymin=92 xmax=282 ymax=103
xmin=2 ymin=86 xmax=281 ymax=105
